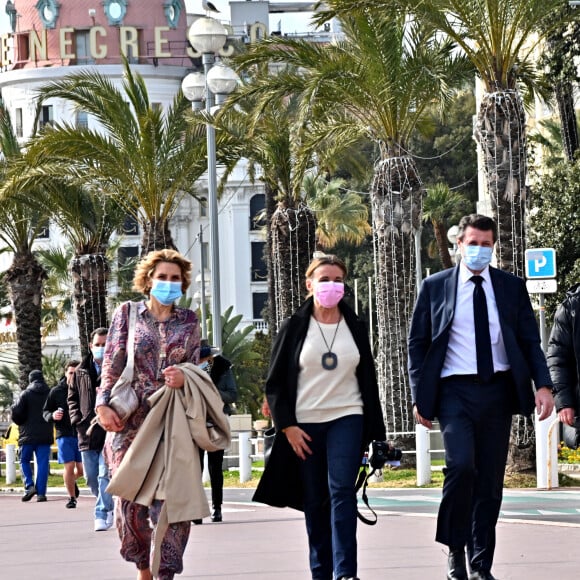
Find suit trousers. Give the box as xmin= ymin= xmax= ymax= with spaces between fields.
xmin=435 ymin=373 xmax=512 ymax=573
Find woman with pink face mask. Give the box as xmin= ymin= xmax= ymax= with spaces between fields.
xmin=254 ymin=254 xmax=386 ymax=580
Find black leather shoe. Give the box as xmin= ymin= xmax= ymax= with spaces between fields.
xmin=211 ymin=507 xmax=222 ymax=522
xmin=447 ymin=548 xmax=468 ymax=580
xmin=22 ymin=486 xmax=37 ymax=502
xmin=469 ymin=572 xmax=497 ymax=580
xmin=36 ymin=495 xmax=47 ymax=502
xmin=192 ymin=519 xmax=203 ymax=525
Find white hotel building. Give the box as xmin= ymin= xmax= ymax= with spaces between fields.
xmin=0 ymin=1 xmax=339 ymax=352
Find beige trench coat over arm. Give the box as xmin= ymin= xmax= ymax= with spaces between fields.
xmin=107 ymin=363 xmax=231 ymax=576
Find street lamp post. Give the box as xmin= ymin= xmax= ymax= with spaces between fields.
xmin=182 ymin=17 xmax=239 ymax=349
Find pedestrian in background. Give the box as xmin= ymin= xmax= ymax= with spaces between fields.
xmin=408 ymin=214 xmax=554 ymax=580
xmin=197 ymin=339 xmax=237 ymax=523
xmin=547 ymin=283 xmax=580 ymax=441
xmin=43 ymin=359 xmax=83 ymax=508
xmin=11 ymin=369 xmax=53 ymax=503
xmin=68 ymin=327 xmax=114 ymax=531
xmin=255 ymin=254 xmax=386 ymax=580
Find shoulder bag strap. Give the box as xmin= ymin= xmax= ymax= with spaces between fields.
xmin=124 ymin=301 xmax=138 ymax=374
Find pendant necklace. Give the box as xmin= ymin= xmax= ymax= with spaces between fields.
xmin=314 ymin=316 xmax=341 ymax=371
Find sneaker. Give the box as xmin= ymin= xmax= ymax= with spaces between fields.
xmin=94 ymin=518 xmax=111 ymax=532
xmin=22 ymin=486 xmax=37 ymax=502
xmin=106 ymin=511 xmax=114 ymax=527
xmin=36 ymin=495 xmax=47 ymax=502
xmin=66 ymin=497 xmax=77 ymax=509
xmin=74 ymin=483 xmax=80 ymax=498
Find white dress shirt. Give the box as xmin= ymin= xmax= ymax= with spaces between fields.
xmin=441 ymin=263 xmax=510 ymax=378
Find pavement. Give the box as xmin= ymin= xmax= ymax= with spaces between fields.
xmin=2 ymin=486 xmax=580 ymax=579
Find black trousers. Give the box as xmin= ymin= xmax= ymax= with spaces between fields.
xmin=435 ymin=373 xmax=512 ymax=573
xmin=199 ymin=449 xmax=225 ymax=508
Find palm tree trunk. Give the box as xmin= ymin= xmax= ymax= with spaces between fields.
xmin=477 ymin=91 xmax=537 ymax=471
xmin=141 ymin=218 xmax=177 ymax=255
xmin=270 ymin=201 xmax=316 ymax=329
xmin=70 ymin=254 xmax=110 ymax=359
xmin=371 ymin=154 xmax=423 ymax=455
xmin=554 ymin=82 xmax=579 ymax=162
xmin=433 ymin=220 xmax=453 ymax=269
xmin=5 ymin=252 xmax=46 ymax=389
xmin=264 ymin=183 xmax=278 ymax=338
xmin=476 ymin=90 xmax=527 ymax=277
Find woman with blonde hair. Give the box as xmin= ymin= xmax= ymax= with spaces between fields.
xmin=255 ymin=254 xmax=386 ymax=580
xmin=96 ymin=249 xmax=200 ymax=580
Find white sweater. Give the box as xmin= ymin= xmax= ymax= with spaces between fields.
xmin=296 ymin=317 xmax=363 ymax=423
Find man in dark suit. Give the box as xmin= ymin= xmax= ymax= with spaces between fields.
xmin=408 ymin=214 xmax=554 ymax=580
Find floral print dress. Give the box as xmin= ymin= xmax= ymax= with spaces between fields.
xmin=97 ymin=300 xmax=200 ymax=471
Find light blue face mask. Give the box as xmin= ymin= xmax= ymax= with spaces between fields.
xmin=91 ymin=346 xmax=105 ymax=362
xmin=150 ymin=280 xmax=183 ymax=305
xmin=462 ymin=245 xmax=493 ymax=271
xmin=199 ymin=361 xmax=209 ymax=371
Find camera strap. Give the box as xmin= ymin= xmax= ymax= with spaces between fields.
xmin=355 ymin=466 xmax=379 ymax=525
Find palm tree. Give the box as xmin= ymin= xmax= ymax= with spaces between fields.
xmin=422 ymin=183 xmax=468 ymax=270
xmin=302 ymin=173 xmax=371 ymax=249
xmin=27 ymin=58 xmax=210 ymax=255
xmin=210 ymin=92 xmax=319 ymax=330
xmin=234 ymin=8 xmax=472 ymax=438
xmin=0 ymin=104 xmax=48 ymax=388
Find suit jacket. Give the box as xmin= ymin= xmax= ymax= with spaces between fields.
xmin=408 ymin=265 xmax=552 ymax=420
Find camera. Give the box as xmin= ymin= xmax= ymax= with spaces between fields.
xmin=370 ymin=440 xmax=402 ymax=469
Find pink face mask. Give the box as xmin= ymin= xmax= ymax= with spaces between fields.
xmin=314 ymin=281 xmax=345 ymax=309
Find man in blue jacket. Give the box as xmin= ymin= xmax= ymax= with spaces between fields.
xmin=11 ymin=369 xmax=53 ymax=502
xmin=408 ymin=214 xmax=554 ymax=580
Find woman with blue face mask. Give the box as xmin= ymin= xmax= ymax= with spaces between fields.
xmin=95 ymin=249 xmax=201 ymax=580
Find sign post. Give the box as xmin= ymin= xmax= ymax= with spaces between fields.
xmin=525 ymin=248 xmax=558 ymax=489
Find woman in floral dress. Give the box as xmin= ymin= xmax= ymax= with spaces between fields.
xmin=96 ymin=249 xmax=200 ymax=580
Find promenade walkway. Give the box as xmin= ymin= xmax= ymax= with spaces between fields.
xmin=1 ymin=487 xmax=580 ymax=579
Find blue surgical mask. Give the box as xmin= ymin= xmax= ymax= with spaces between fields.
xmin=150 ymin=280 xmax=183 ymax=305
xmin=199 ymin=361 xmax=209 ymax=371
xmin=91 ymin=346 xmax=105 ymax=362
xmin=462 ymin=245 xmax=493 ymax=271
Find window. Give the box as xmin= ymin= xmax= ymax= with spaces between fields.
xmin=76 ymin=110 xmax=88 ymax=129
xmin=251 ymin=242 xmax=267 ymax=281
xmin=199 ymin=197 xmax=208 ymax=218
xmin=40 ymin=105 xmax=53 ymax=129
xmin=249 ymin=194 xmax=266 ymax=230
xmin=75 ymin=31 xmax=94 ymax=65
xmin=15 ymin=108 xmax=22 ymax=137
xmin=118 ymin=246 xmax=139 ymax=286
xmin=122 ymin=214 xmax=139 ymax=236
xmin=252 ymin=293 xmax=268 ymax=320
xmin=37 ymin=223 xmax=50 ymax=239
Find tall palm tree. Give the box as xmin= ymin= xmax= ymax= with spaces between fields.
xmin=327 ymin=0 xmax=568 ymax=275
xmin=422 ymin=183 xmax=469 ymax=270
xmin=0 ymin=104 xmax=48 ymax=388
xmin=27 ymin=58 xmax=210 ymax=255
xmin=210 ymin=92 xmax=319 ymax=331
xmin=302 ymin=173 xmax=371 ymax=249
xmin=234 ymin=8 xmax=472 ymax=437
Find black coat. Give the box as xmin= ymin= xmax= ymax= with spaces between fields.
xmin=43 ymin=377 xmax=76 ymax=439
xmin=253 ymin=297 xmax=386 ymax=511
xmin=547 ymin=284 xmax=580 ymax=413
xmin=210 ymin=355 xmax=238 ymax=415
xmin=11 ymin=379 xmax=53 ymax=446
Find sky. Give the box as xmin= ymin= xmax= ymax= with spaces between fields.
xmin=184 ymin=0 xmax=316 ymax=35
xmin=0 ymin=2 xmax=315 ymax=37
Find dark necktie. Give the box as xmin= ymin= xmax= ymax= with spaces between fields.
xmin=471 ymin=275 xmax=494 ymax=382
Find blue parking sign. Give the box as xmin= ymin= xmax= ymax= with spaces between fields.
xmin=525 ymin=248 xmax=557 ymax=279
